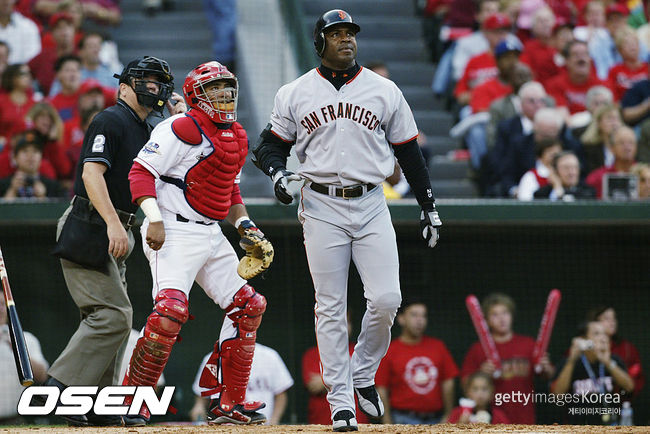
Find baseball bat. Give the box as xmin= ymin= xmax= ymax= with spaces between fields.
xmin=532 ymin=289 xmax=562 ymax=373
xmin=0 ymin=246 xmax=34 ymax=386
xmin=465 ymin=295 xmax=501 ymax=378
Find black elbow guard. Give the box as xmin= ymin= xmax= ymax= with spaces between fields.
xmin=252 ymin=123 xmax=293 ymax=176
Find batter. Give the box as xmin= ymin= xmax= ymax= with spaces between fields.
xmin=253 ymin=9 xmax=442 ymax=432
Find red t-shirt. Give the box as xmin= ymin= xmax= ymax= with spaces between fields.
xmin=28 ymin=50 xmax=60 ymax=96
xmin=301 ymin=344 xmax=369 ymax=425
xmin=608 ymin=63 xmax=650 ymax=101
xmin=520 ymin=39 xmax=560 ymax=86
xmin=447 ymin=404 xmax=510 ymax=424
xmin=0 ymin=92 xmax=36 ymax=143
xmin=545 ymin=71 xmax=607 ymax=114
xmin=454 ymin=52 xmax=498 ymax=98
xmin=470 ymin=78 xmax=512 ymax=113
xmin=48 ymin=91 xmax=81 ymax=123
xmin=375 ymin=337 xmax=459 ymax=414
xmin=461 ymin=334 xmax=536 ymax=424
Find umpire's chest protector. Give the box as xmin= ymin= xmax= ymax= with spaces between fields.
xmin=172 ymin=110 xmax=247 ymax=220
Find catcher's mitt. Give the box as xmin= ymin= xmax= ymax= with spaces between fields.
xmin=237 ymin=221 xmax=274 ymax=279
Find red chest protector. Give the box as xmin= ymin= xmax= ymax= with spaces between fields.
xmin=169 ymin=109 xmax=248 ymax=220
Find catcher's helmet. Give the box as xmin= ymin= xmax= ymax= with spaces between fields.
xmin=183 ymin=61 xmax=238 ymax=123
xmin=114 ymin=56 xmax=174 ymax=112
xmin=313 ymin=9 xmax=360 ymax=57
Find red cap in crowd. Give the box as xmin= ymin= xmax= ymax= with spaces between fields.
xmin=483 ymin=13 xmax=512 ymax=31
xmin=49 ymin=12 xmax=74 ymax=28
xmin=606 ymin=4 xmax=629 ymax=18
xmin=79 ymin=79 xmax=104 ymax=95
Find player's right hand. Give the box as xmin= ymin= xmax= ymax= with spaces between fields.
xmin=272 ymin=169 xmax=301 ymax=204
xmin=146 ymin=221 xmax=165 ymax=250
xmin=107 ymin=221 xmax=129 ymax=258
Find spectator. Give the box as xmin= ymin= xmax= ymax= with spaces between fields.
xmin=590 ymin=4 xmax=647 ymax=81
xmin=0 ymin=131 xmax=64 ymax=199
xmin=376 ymin=300 xmax=459 ymax=424
xmin=533 ymin=150 xmax=597 ymax=200
xmin=446 ymin=372 xmax=510 ymax=424
xmin=461 ymin=293 xmax=554 ymax=425
xmin=486 ymin=63 xmax=534 ymax=150
xmin=516 ymin=138 xmax=562 ymax=200
xmin=0 ymin=64 xmax=37 ymax=148
xmin=621 ymin=72 xmax=650 ymax=126
xmin=607 ymin=26 xmax=649 ymax=101
xmin=520 ymin=7 xmax=562 ymax=86
xmin=301 ymin=313 xmax=369 ymax=426
xmin=550 ymin=20 xmax=575 ymax=70
xmin=28 ymin=12 xmax=76 ymax=96
xmin=419 ymin=0 xmax=452 ymax=63
xmin=454 ymin=12 xmax=511 ymax=107
xmin=0 ymin=0 xmax=40 ymax=64
xmin=0 ymin=130 xmax=57 ymax=179
xmin=191 ymin=343 xmax=293 ymax=424
xmin=0 ymin=40 xmax=9 ymax=77
xmin=579 ymin=103 xmax=622 ymax=175
xmin=631 ymin=162 xmax=650 ymax=197
xmin=203 ymin=0 xmax=236 ymax=72
xmin=25 ymin=102 xmax=71 ymax=181
xmin=551 ymin=320 xmax=634 ymax=425
xmin=451 ymin=0 xmax=504 ymax=82
xmin=546 ymin=40 xmax=606 ymax=114
xmin=586 ymin=125 xmax=637 ymax=197
xmin=574 ymin=0 xmax=607 ymax=44
xmin=78 ymin=32 xmax=117 ymax=88
xmin=465 ymin=40 xmax=522 ymax=170
xmin=0 ymin=300 xmax=48 ymax=424
xmin=79 ymin=0 xmax=121 ymax=27
xmin=587 ymin=305 xmax=645 ymax=398
xmin=571 ymin=85 xmax=614 ymax=136
xmin=47 ymin=54 xmax=82 ymax=122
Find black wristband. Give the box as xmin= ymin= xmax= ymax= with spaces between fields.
xmin=392 ymin=139 xmax=436 ymax=207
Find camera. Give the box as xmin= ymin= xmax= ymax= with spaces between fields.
xmin=24 ymin=176 xmax=35 ymax=187
xmin=576 ymin=338 xmax=594 ymax=351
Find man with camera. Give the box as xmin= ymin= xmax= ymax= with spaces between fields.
xmin=551 ymin=320 xmax=634 ymax=425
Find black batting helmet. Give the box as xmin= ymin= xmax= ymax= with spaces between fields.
xmin=114 ymin=56 xmax=174 ymax=112
xmin=313 ymin=9 xmax=361 ymax=57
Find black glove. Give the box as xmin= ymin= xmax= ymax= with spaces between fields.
xmin=420 ymin=204 xmax=442 ymax=248
xmin=272 ymin=169 xmax=301 ymax=204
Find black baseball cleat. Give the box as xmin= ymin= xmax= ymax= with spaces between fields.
xmin=123 ymin=415 xmax=147 ymax=426
xmin=354 ymin=385 xmax=384 ymax=418
xmin=332 ymin=409 xmax=358 ymax=432
xmin=206 ymin=399 xmax=266 ymax=425
xmin=33 ymin=378 xmax=89 ymax=426
xmin=85 ymin=410 xmax=124 ymax=427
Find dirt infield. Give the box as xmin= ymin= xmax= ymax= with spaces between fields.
xmin=1 ymin=424 xmax=649 ymax=433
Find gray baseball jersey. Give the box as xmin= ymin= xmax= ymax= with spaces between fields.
xmin=268 ymin=66 xmax=415 ymax=417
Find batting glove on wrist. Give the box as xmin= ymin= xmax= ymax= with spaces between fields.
xmin=420 ymin=204 xmax=442 ymax=248
xmin=272 ymin=169 xmax=301 ymax=204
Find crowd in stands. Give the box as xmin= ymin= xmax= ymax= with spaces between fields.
xmin=425 ymin=0 xmax=650 ymax=200
xmin=0 ymin=0 xmax=121 ymax=200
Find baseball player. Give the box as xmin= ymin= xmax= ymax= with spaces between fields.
xmin=253 ymin=9 xmax=442 ymax=432
xmin=123 ymin=61 xmax=272 ymax=426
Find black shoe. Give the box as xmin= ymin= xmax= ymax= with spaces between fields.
xmin=35 ymin=378 xmax=89 ymax=426
xmin=124 ymin=415 xmax=147 ymax=426
xmin=206 ymin=399 xmax=266 ymax=425
xmin=354 ymin=385 xmax=384 ymax=418
xmin=86 ymin=410 xmax=124 ymax=426
xmin=332 ymin=410 xmax=358 ymax=432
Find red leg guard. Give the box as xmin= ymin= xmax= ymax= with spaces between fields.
xmin=199 ymin=284 xmax=266 ymax=412
xmin=126 ymin=289 xmax=189 ymax=388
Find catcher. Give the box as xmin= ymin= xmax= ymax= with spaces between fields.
xmin=123 ymin=61 xmax=273 ymax=426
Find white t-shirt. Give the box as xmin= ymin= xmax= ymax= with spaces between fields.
xmin=192 ymin=343 xmax=293 ymax=423
xmin=0 ymin=325 xmax=48 ymax=418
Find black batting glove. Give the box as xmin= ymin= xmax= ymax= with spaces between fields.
xmin=420 ymin=203 xmax=442 ymax=248
xmin=271 ymin=169 xmax=301 ymax=205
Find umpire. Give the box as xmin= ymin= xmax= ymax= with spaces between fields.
xmin=47 ymin=56 xmax=186 ymax=427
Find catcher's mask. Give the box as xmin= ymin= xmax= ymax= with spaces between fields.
xmin=114 ymin=56 xmax=174 ymax=113
xmin=313 ymin=9 xmax=360 ymax=57
xmin=183 ymin=61 xmax=238 ymax=123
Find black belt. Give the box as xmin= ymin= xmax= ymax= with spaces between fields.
xmin=72 ymin=195 xmax=136 ymax=229
xmin=309 ymin=182 xmax=376 ymax=199
xmin=176 ymin=214 xmax=214 ymax=225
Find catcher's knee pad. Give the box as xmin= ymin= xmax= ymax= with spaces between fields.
xmin=199 ymin=284 xmax=266 ymax=411
xmin=127 ymin=289 xmax=189 ymax=386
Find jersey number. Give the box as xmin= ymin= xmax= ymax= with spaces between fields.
xmin=92 ymin=135 xmax=106 ymax=153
